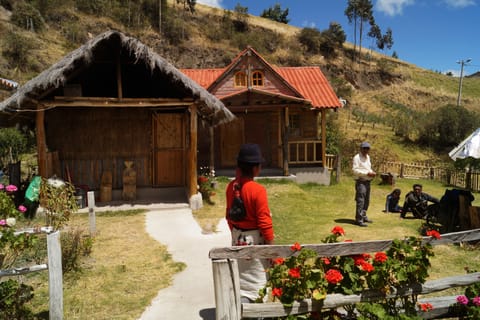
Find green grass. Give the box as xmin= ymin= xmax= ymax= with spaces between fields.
xmin=195 ymin=174 xmax=480 ymax=282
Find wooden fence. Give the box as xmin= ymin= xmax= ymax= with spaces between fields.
xmin=379 ymin=161 xmax=480 ymax=192
xmin=209 ymin=229 xmax=480 ymax=319
xmin=0 ymin=192 xmax=97 ymax=320
xmin=0 ymin=229 xmax=63 ymax=320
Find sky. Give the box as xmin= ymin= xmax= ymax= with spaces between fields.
xmin=196 ymin=0 xmax=479 ymax=76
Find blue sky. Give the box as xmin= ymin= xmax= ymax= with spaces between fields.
xmin=197 ymin=0 xmax=479 ymax=76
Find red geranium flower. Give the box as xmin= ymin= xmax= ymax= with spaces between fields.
xmin=321 ymin=257 xmax=331 ymax=265
xmin=352 ymin=255 xmax=365 ymax=265
xmin=325 ymin=269 xmax=343 ymax=284
xmin=273 ymin=257 xmax=285 ymax=265
xmin=272 ymin=287 xmax=283 ymax=297
xmin=426 ymin=230 xmax=441 ymax=239
xmin=290 ymin=242 xmax=302 ymax=251
xmin=360 ymin=261 xmax=374 ymax=272
xmin=374 ymin=252 xmax=388 ymax=263
xmin=420 ymin=303 xmax=433 ymax=312
xmin=288 ymin=267 xmax=301 ymax=278
xmin=331 ymin=226 xmax=345 ymax=236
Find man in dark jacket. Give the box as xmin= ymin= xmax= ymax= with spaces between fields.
xmin=401 ymin=184 xmax=439 ymax=219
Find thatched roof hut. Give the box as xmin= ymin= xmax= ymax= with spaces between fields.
xmin=0 ymin=30 xmax=234 ymax=204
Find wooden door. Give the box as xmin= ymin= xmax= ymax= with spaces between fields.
xmin=153 ymin=113 xmax=185 ymax=186
xmin=219 ymin=117 xmax=244 ymax=167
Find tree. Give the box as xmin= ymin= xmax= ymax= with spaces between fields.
xmin=233 ymin=3 xmax=249 ymax=32
xmin=345 ymin=0 xmax=374 ymax=62
xmin=260 ymin=3 xmax=289 ymax=24
xmin=297 ymin=27 xmax=322 ymax=54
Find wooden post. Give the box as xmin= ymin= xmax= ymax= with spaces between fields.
xmin=88 ymin=191 xmax=96 ymax=236
xmin=212 ymin=259 xmax=241 ymax=320
xmin=283 ymin=107 xmax=289 ymax=176
xmin=188 ymin=104 xmax=198 ymax=199
xmin=36 ymin=109 xmax=47 ymax=177
xmin=321 ymin=110 xmax=326 ymax=169
xmin=47 ymin=231 xmax=63 ymax=320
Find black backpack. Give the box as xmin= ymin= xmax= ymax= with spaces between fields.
xmin=228 ymin=182 xmax=247 ymax=222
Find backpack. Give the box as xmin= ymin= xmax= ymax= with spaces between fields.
xmin=228 ymin=182 xmax=247 ymax=222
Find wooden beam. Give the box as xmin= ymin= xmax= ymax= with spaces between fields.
xmin=321 ymin=110 xmax=326 ymax=168
xmin=36 ymin=109 xmax=47 ymax=178
xmin=188 ymin=104 xmax=198 ymax=198
xmin=283 ymin=107 xmax=289 ymax=175
xmin=44 ymin=97 xmax=194 ymax=108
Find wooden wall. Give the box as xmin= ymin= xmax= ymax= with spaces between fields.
xmin=45 ymin=107 xmax=152 ymax=189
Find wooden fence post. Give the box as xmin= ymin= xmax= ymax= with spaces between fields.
xmin=47 ymin=231 xmax=63 ymax=320
xmin=212 ymin=259 xmax=241 ymax=320
xmin=87 ymin=191 xmax=96 ymax=236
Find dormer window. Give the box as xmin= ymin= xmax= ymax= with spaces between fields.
xmin=252 ymin=71 xmax=264 ymax=86
xmin=234 ymin=71 xmax=247 ymax=87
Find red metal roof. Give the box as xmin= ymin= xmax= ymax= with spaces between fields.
xmin=181 ymin=65 xmax=342 ymax=109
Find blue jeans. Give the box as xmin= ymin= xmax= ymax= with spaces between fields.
xmin=355 ymin=180 xmax=371 ymax=223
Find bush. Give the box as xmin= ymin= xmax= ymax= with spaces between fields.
xmin=61 ymin=227 xmax=93 ymax=273
xmin=2 ymin=31 xmax=35 ymax=70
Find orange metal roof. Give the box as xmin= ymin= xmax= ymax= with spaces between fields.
xmin=0 ymin=77 xmax=18 ymax=91
xmin=181 ymin=66 xmax=341 ymax=109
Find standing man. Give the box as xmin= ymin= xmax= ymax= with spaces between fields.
xmin=225 ymin=143 xmax=274 ymax=303
xmin=352 ymin=142 xmax=376 ymax=227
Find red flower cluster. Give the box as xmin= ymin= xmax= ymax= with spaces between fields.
xmin=426 ymin=230 xmax=441 ymax=239
xmin=289 ymin=267 xmax=301 ymax=279
xmin=197 ymin=176 xmax=209 ymax=183
xmin=331 ymin=226 xmax=345 ymax=236
xmin=290 ymin=242 xmax=302 ymax=251
xmin=352 ymin=253 xmax=375 ymax=272
xmin=321 ymin=257 xmax=331 ymax=265
xmin=273 ymin=257 xmax=285 ymax=265
xmin=420 ymin=302 xmax=433 ymax=312
xmin=325 ymin=269 xmax=343 ymax=284
xmin=272 ymin=287 xmax=283 ymax=297
xmin=374 ymin=252 xmax=388 ymax=263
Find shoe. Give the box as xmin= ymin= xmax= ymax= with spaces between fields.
xmin=364 ymin=218 xmax=373 ymax=223
xmin=357 ymin=222 xmax=368 ymax=227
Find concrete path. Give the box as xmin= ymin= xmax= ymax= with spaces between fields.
xmin=138 ymin=207 xmax=230 ymax=320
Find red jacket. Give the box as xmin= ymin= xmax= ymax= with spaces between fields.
xmin=226 ymin=177 xmax=274 ymax=242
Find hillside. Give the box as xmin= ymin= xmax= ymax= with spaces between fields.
xmin=1 ymin=1 xmax=480 ymax=164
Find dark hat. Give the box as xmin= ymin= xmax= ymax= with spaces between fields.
xmin=237 ymin=143 xmax=264 ymax=164
xmin=360 ymin=141 xmax=371 ymax=149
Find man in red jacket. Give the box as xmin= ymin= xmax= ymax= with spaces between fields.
xmin=226 ymin=143 xmax=274 ymax=303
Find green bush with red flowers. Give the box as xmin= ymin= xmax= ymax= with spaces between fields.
xmin=259 ymin=226 xmax=441 ymax=319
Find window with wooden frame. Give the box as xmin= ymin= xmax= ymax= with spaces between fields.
xmin=251 ymin=71 xmax=264 ymax=86
xmin=234 ymin=71 xmax=247 ymax=87
xmin=289 ymin=114 xmax=301 ymax=137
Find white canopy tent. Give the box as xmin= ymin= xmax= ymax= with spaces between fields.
xmin=449 ymin=128 xmax=480 ymax=160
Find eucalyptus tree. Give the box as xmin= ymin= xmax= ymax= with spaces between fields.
xmin=345 ymin=0 xmax=374 ymax=62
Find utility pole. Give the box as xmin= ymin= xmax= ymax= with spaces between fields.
xmin=457 ymin=58 xmax=471 ymax=106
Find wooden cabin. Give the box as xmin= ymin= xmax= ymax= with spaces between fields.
xmin=0 ymin=31 xmax=234 ymax=203
xmin=182 ymin=47 xmax=342 ymax=176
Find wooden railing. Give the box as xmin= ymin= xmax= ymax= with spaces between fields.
xmin=379 ymin=161 xmax=480 ymax=192
xmin=288 ymin=140 xmax=322 ymax=165
xmin=209 ymin=229 xmax=480 ymax=319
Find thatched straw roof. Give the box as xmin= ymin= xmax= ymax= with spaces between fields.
xmin=0 ymin=30 xmax=234 ymax=126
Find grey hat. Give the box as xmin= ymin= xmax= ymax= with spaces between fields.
xmin=237 ymin=143 xmax=264 ymax=164
xmin=361 ymin=142 xmax=371 ymax=149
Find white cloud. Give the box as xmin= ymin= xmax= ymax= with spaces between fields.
xmin=302 ymin=21 xmax=316 ymax=28
xmin=442 ymin=0 xmax=476 ymax=8
xmin=376 ymin=0 xmax=415 ymax=16
xmin=196 ymin=0 xmax=223 ymax=8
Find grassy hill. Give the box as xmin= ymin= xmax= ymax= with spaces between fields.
xmin=1 ymin=1 xmax=480 ymax=164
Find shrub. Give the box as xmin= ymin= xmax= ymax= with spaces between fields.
xmin=61 ymin=227 xmax=94 ymax=273
xmin=2 ymin=31 xmax=35 ymax=70
xmin=0 ymin=279 xmax=34 ymax=319
xmin=39 ymin=178 xmax=78 ymax=231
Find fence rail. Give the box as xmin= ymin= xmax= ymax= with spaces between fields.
xmin=379 ymin=161 xmax=480 ymax=192
xmin=209 ymin=229 xmax=480 ymax=319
